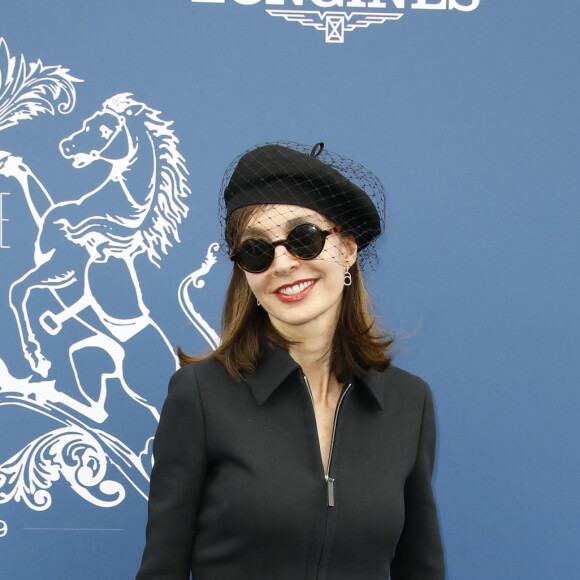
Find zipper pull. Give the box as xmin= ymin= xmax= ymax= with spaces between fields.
xmin=326 ymin=475 xmax=335 ymax=507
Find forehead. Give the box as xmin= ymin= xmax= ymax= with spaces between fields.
xmin=244 ymin=204 xmax=329 ymax=233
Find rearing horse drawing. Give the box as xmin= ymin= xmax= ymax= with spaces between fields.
xmin=1 ymin=92 xmax=189 ymax=423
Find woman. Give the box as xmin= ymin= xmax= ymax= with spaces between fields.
xmin=136 ymin=142 xmax=445 ymax=579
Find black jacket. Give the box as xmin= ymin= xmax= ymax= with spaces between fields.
xmin=136 ymin=347 xmax=445 ymax=579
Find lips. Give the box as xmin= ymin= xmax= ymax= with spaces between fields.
xmin=274 ymin=279 xmax=316 ymax=303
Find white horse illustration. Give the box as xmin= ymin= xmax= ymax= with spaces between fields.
xmin=0 ymin=93 xmax=190 ymax=426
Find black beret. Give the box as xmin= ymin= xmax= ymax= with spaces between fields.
xmin=223 ymin=143 xmax=382 ymax=250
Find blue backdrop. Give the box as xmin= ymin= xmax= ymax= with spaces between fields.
xmin=1 ymin=1 xmax=578 ymax=578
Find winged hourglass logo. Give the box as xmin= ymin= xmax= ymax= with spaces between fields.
xmin=266 ymin=11 xmax=402 ymax=43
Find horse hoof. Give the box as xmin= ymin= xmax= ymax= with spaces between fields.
xmin=0 ymin=153 xmax=25 ymax=178
xmin=35 ymin=357 xmax=52 ymax=379
xmin=25 ymin=350 xmax=52 ymax=379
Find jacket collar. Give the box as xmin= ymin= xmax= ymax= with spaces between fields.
xmin=244 ymin=346 xmax=385 ymax=410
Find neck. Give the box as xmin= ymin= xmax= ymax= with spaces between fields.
xmin=275 ymin=319 xmax=340 ymax=405
xmin=109 ymin=123 xmax=156 ymax=205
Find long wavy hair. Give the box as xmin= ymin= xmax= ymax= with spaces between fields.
xmin=179 ymin=205 xmax=393 ymax=381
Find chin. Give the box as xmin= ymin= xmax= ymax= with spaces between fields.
xmin=267 ymin=300 xmax=340 ymax=331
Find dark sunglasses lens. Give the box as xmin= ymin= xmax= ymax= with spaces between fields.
xmin=237 ymin=238 xmax=274 ymax=273
xmin=287 ymin=224 xmax=325 ymax=259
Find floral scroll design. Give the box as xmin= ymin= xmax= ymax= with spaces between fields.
xmin=0 ymin=37 xmax=81 ymax=131
xmin=0 ymin=426 xmax=126 ymax=511
xmin=178 ymin=242 xmax=221 ymax=350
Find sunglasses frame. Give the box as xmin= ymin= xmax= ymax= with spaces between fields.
xmin=230 ymin=223 xmax=342 ymax=273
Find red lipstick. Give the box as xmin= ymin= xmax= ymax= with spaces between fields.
xmin=274 ymin=279 xmax=316 ymax=303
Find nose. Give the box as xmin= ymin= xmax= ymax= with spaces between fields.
xmin=60 ymin=138 xmax=75 ymax=158
xmin=271 ymin=244 xmax=300 ymax=275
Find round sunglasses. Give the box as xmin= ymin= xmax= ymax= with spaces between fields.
xmin=230 ymin=223 xmax=341 ymax=273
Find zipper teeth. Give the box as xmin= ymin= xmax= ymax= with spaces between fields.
xmin=326 ymin=382 xmax=352 ymax=477
xmin=303 ymin=374 xmax=352 ymax=477
xmin=302 ymin=374 xmax=352 ymax=576
xmin=303 ymin=374 xmax=315 ymax=405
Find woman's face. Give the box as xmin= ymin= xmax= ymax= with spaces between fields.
xmin=240 ymin=204 xmax=357 ymax=337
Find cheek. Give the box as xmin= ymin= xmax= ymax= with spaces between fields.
xmin=316 ymin=260 xmax=347 ymax=291
xmin=243 ymin=271 xmax=265 ymax=296
xmin=330 ymin=268 xmax=347 ymax=292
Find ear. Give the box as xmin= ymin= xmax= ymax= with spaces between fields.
xmin=342 ymin=234 xmax=358 ymax=269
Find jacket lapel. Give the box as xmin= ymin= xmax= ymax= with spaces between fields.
xmin=244 ymin=345 xmax=387 ymax=411
xmin=244 ymin=346 xmax=300 ymax=405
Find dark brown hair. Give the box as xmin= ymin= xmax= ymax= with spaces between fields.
xmin=179 ymin=205 xmax=393 ymax=381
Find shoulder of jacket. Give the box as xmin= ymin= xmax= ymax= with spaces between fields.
xmin=379 ymin=364 xmax=432 ymax=400
xmin=169 ymin=357 xmax=234 ymax=392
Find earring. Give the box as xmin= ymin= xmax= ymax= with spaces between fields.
xmin=344 ymin=269 xmax=352 ymax=287
xmin=257 ymin=299 xmax=261 ymax=307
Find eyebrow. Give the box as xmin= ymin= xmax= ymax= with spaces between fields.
xmin=243 ymin=214 xmax=327 ymax=238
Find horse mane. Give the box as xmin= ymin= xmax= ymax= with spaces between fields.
xmin=98 ymin=93 xmax=190 ymax=265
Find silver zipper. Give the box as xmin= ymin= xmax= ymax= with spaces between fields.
xmin=303 ymin=374 xmax=352 ymax=507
